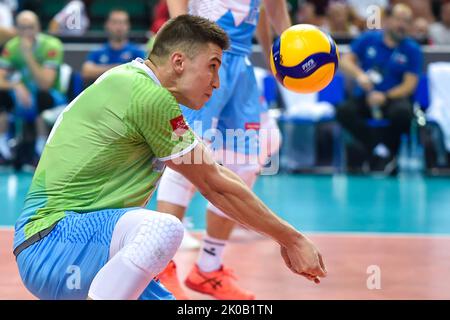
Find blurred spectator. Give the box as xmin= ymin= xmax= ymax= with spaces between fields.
xmin=410 ymin=17 xmax=430 ymax=44
xmin=429 ymin=1 xmax=450 ymax=45
xmin=296 ymin=1 xmax=323 ymax=25
xmin=48 ymin=0 xmax=90 ymax=36
xmin=391 ymin=0 xmax=436 ymax=23
xmin=321 ymin=1 xmax=359 ymax=37
xmin=336 ymin=4 xmax=423 ymax=174
xmin=0 ymin=11 xmax=65 ymax=162
xmin=81 ymin=9 xmax=145 ymax=82
xmin=304 ymin=0 xmax=330 ymax=16
xmin=150 ymin=0 xmax=169 ymax=34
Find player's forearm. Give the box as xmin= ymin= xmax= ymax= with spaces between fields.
xmin=0 ymin=79 xmax=12 ymax=90
xmin=340 ymin=54 xmax=365 ymax=79
xmin=263 ymin=0 xmax=291 ymax=36
xmin=167 ymin=144 xmax=301 ymax=246
xmin=167 ymin=0 xmax=189 ymax=17
xmin=386 ymin=75 xmax=418 ymax=99
xmin=0 ymin=27 xmax=15 ymax=45
xmin=256 ymin=6 xmax=273 ymax=69
xmin=81 ymin=63 xmax=114 ymax=80
xmin=203 ymin=164 xmax=301 ymax=247
xmin=386 ymin=85 xmax=412 ymax=100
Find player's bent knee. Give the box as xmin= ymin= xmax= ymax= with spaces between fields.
xmin=121 ymin=212 xmax=184 ymax=274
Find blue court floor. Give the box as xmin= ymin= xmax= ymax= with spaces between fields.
xmin=1 ymin=171 xmax=450 ymax=235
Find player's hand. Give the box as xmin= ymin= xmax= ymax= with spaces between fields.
xmin=280 ymin=235 xmax=327 ymax=284
xmin=20 ymin=37 xmax=33 ymax=58
xmin=14 ymin=83 xmax=32 ymax=108
xmin=367 ymin=91 xmax=386 ymax=108
xmin=356 ymin=73 xmax=373 ymax=92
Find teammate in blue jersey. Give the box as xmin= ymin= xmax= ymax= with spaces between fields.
xmin=156 ymin=0 xmax=289 ymax=300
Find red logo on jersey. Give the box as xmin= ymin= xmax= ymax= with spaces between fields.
xmin=170 ymin=115 xmax=189 ymax=136
xmin=47 ymin=49 xmax=57 ymax=58
xmin=245 ymin=122 xmax=260 ymax=131
xmin=2 ymin=48 xmax=10 ymax=58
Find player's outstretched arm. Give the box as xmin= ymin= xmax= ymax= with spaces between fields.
xmin=167 ymin=0 xmax=189 ymax=18
xmin=255 ymin=6 xmax=273 ymax=69
xmin=0 ymin=26 xmax=15 ymax=46
xmin=263 ymin=0 xmax=291 ymax=36
xmin=165 ymin=142 xmax=327 ymax=283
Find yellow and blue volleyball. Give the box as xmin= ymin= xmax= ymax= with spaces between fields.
xmin=270 ymin=24 xmax=340 ymax=94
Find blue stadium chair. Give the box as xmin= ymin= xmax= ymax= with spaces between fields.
xmin=415 ymin=73 xmax=448 ymax=170
xmin=262 ymin=74 xmax=278 ymax=107
xmin=60 ymin=63 xmax=84 ymax=102
xmin=414 ymin=74 xmax=430 ymax=111
xmin=277 ymin=71 xmax=346 ymax=172
xmin=261 ymin=69 xmax=346 ymax=114
xmin=318 ymin=71 xmax=345 ymax=106
xmin=68 ymin=71 xmax=83 ymax=102
xmin=409 ymin=74 xmax=431 ymax=171
xmin=366 ymin=119 xmax=391 ymax=127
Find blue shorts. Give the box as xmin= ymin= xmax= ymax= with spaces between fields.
xmin=15 ymin=208 xmax=175 ymax=300
xmin=181 ymin=53 xmax=263 ymax=155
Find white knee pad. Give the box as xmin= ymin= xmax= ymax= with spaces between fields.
xmin=89 ymin=209 xmax=184 ymax=300
xmin=120 ymin=210 xmax=184 ymax=273
xmin=206 ymin=163 xmax=259 ymax=218
xmin=156 ymin=167 xmax=197 ymax=208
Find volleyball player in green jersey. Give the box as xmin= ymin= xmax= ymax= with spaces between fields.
xmin=14 ymin=15 xmax=327 ymax=300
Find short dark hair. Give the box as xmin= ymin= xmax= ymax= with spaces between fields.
xmin=149 ymin=14 xmax=230 ymax=60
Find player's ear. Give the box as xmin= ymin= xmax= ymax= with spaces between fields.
xmin=170 ymin=52 xmax=185 ymax=75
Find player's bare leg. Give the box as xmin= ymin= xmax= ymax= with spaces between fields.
xmin=184 ymin=209 xmax=255 ymax=300
xmin=158 ymin=201 xmax=186 ymax=221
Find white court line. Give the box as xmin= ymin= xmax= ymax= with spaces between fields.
xmin=188 ymin=228 xmax=450 ymax=239
xmin=303 ymin=230 xmax=450 ymax=239
xmin=2 ymin=226 xmax=450 ymax=239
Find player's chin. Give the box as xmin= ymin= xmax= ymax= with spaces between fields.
xmin=188 ymin=102 xmax=203 ymax=110
xmin=192 ymin=96 xmax=210 ymax=110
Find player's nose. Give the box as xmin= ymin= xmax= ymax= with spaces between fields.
xmin=212 ymin=72 xmax=220 ymax=90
